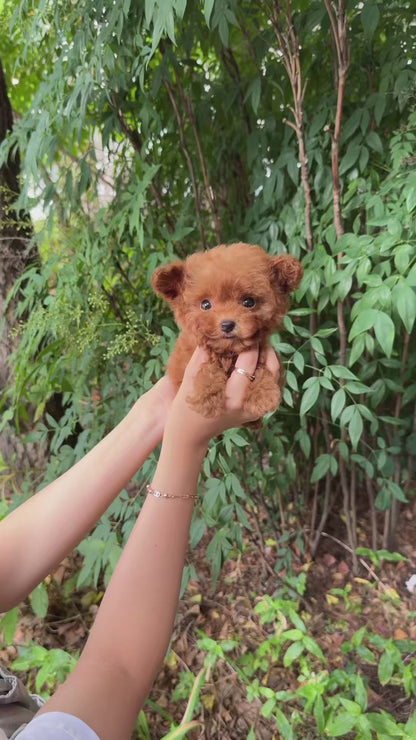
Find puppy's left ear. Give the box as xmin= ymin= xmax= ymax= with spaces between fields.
xmin=270 ymin=255 xmax=303 ymax=294
xmin=151 ymin=261 xmax=185 ymax=303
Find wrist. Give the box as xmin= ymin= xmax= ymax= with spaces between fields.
xmin=164 ymin=415 xmax=209 ymax=459
xmin=129 ymin=393 xmax=165 ymax=448
xmin=152 ymin=426 xmax=207 ymax=498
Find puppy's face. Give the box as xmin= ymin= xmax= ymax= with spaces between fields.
xmin=151 ymin=243 xmax=303 ymax=354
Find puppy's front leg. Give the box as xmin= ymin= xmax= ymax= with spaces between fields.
xmin=243 ymin=365 xmax=282 ymax=421
xmin=187 ymin=362 xmax=227 ymax=418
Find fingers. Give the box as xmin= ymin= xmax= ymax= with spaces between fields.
xmin=179 ymin=343 xmax=280 ymax=420
xmin=181 ymin=346 xmax=208 ymax=383
xmin=226 ymin=345 xmax=259 ymax=410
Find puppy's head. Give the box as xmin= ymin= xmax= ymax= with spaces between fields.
xmin=151 ymin=243 xmax=303 ymax=354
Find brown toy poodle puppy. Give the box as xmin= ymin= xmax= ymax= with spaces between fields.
xmin=151 ymin=242 xmax=303 ymax=422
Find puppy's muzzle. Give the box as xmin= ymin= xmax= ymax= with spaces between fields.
xmin=221 ymin=320 xmax=236 ymax=334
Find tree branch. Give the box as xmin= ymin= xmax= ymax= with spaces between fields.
xmin=270 ymin=0 xmax=314 ymax=253
xmin=175 ymin=77 xmax=222 ymax=244
xmin=111 ymin=93 xmax=184 ymax=253
xmin=323 ymin=1 xmax=357 ymax=568
xmin=164 ymin=80 xmax=207 ymax=250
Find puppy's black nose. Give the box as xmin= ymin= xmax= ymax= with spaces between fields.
xmin=221 ymin=320 xmax=236 ymax=334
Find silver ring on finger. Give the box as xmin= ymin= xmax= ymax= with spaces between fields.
xmin=234 ymin=367 xmax=256 ymax=382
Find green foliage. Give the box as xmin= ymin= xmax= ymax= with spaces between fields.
xmin=1 ymin=0 xmax=415 ymax=585
xmin=0 ymin=608 xmax=18 ymax=645
xmin=2 ymin=10 xmax=415 ymax=737
xmin=10 ymin=645 xmax=77 ymax=697
xmin=171 ymin=592 xmax=416 ymax=739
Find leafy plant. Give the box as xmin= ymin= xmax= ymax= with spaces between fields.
xmin=171 ymin=596 xmax=416 ymax=739
xmin=10 ymin=645 xmax=77 ymax=697
xmin=0 ymin=0 xmax=415 ymax=584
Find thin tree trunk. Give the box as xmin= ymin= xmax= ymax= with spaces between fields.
xmin=0 ymin=57 xmax=37 ymax=468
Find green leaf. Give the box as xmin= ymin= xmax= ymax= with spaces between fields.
xmin=283 ymin=641 xmax=304 ymax=666
xmin=374 ymin=311 xmax=395 ymax=357
xmin=274 ymin=708 xmax=294 ymax=740
xmin=344 ymin=381 xmax=371 ymax=394
xmin=30 ymin=581 xmax=49 ymax=618
xmin=145 ymin=0 xmax=156 ymax=27
xmin=311 ymin=336 xmax=325 ymax=356
xmin=311 ymin=453 xmax=335 ymax=483
xmin=339 ymin=698 xmax=362 ymax=716
xmin=374 ymin=549 xmax=407 ymax=563
xmin=310 ymin=107 xmax=328 ymax=137
xmin=366 ymin=710 xmax=404 ymax=734
xmin=249 ymin=78 xmax=261 ymax=115
xmin=394 ymin=284 xmax=416 ymax=333
xmin=328 ymin=365 xmax=358 ymax=381
xmin=339 ymin=141 xmax=360 ymax=174
xmin=204 ymin=0 xmax=215 ymax=25
xmin=366 ymin=131 xmax=383 ymax=154
xmin=190 ymin=518 xmax=206 ymax=549
xmin=281 ymin=628 xmax=303 ymax=641
xmin=405 ymin=712 xmax=416 ymax=736
xmin=373 ymin=93 xmax=386 ymax=125
xmin=174 ymin=0 xmax=187 ymax=20
xmin=314 ymin=695 xmax=325 ymax=734
xmin=349 ymin=407 xmax=363 ymax=450
xmin=354 ymin=675 xmax=368 ymax=712
xmin=297 ymin=430 xmax=311 ymax=458
xmin=349 ymin=309 xmax=379 ymax=341
xmin=394 ymin=244 xmax=412 ymax=273
xmin=293 ymin=351 xmax=305 ymax=374
xmin=326 ymin=711 xmax=357 ymax=736
xmin=406 ymin=187 xmax=416 ymax=213
xmin=387 ymin=218 xmax=402 ymax=239
xmin=349 ymin=335 xmax=366 ymax=366
xmin=300 ymin=379 xmax=320 ymax=416
xmin=260 ymin=697 xmax=276 ymax=718
xmin=375 ymin=484 xmax=392 ymax=511
xmin=0 ymin=608 xmax=18 ymax=644
xmin=303 ymin=635 xmax=325 ymax=660
xmin=331 ymin=388 xmax=346 ymax=421
xmin=286 ymin=369 xmax=299 ymax=391
xmin=218 ymin=14 xmax=229 ymax=46
xmin=386 ymin=480 xmax=408 ymax=503
xmin=361 ymin=1 xmax=380 ymax=39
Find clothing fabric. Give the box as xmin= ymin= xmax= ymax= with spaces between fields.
xmin=0 ymin=667 xmax=44 ymax=739
xmin=0 ymin=667 xmax=99 ymax=740
xmin=15 ymin=713 xmax=100 ymax=740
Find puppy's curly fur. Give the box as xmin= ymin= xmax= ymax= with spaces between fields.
xmin=151 ymin=243 xmax=303 ymax=422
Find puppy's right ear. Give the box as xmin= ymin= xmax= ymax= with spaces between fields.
xmin=270 ymin=255 xmax=303 ymax=294
xmin=151 ymin=261 xmax=185 ymax=303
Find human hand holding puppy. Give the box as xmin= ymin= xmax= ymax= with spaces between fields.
xmin=164 ymin=343 xmax=280 ymax=450
xmin=152 ymin=242 xmax=302 ymax=424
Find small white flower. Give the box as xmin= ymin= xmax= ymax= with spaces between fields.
xmin=405 ymin=574 xmax=416 ymax=594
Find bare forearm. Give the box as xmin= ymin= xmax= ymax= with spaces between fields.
xmin=33 ymin=348 xmax=270 ymax=739
xmin=0 ymin=395 xmax=163 ymax=611
xmin=39 ymin=434 xmax=207 ymax=740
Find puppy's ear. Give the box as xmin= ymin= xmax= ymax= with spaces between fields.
xmin=151 ymin=261 xmax=185 ymax=303
xmin=270 ymin=255 xmax=303 ymax=294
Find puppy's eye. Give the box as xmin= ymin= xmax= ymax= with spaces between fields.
xmin=242 ymin=296 xmax=256 ymax=308
xmin=200 ymin=299 xmax=212 ymax=311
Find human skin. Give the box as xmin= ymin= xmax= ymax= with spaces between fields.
xmin=0 ymin=345 xmax=279 ymax=740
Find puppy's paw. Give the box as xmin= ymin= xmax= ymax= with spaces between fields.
xmin=244 ymin=367 xmax=281 ymax=419
xmin=187 ymin=363 xmax=227 ymax=418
